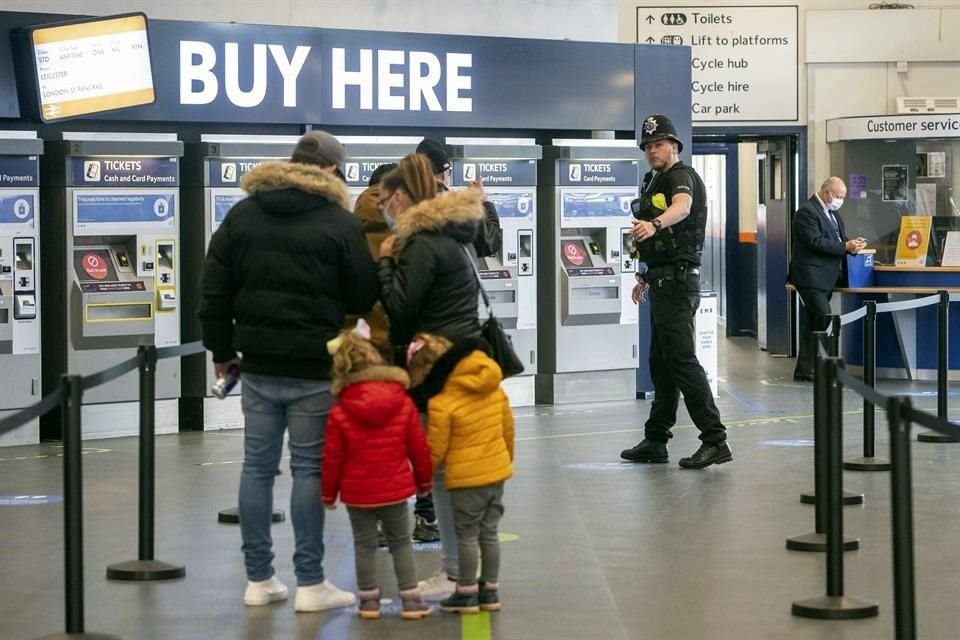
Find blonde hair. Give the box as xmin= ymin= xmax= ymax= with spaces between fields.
xmin=330 ymin=331 xmax=385 ymax=394
xmin=380 ymin=153 xmax=437 ymax=205
xmin=407 ymin=333 xmax=453 ymax=388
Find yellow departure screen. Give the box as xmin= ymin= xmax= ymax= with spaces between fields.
xmin=32 ymin=13 xmax=155 ymax=122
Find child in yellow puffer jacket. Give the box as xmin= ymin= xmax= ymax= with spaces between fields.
xmin=407 ymin=334 xmax=514 ymax=615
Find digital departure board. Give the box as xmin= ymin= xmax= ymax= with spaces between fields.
xmin=30 ymin=13 xmax=155 ymax=122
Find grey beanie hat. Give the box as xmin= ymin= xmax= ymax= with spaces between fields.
xmin=290 ymin=130 xmax=345 ymax=170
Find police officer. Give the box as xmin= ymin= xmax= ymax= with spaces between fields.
xmin=620 ymin=115 xmax=732 ymax=469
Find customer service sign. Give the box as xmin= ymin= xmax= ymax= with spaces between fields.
xmin=828 ymin=114 xmax=960 ymax=142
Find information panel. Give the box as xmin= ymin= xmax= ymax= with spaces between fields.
xmin=636 ymin=5 xmax=798 ymax=122
xmin=31 ymin=13 xmax=155 ymax=122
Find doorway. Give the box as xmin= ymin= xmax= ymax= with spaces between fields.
xmin=692 ymin=128 xmax=806 ymax=357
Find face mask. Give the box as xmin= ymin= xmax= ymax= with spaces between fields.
xmin=828 ymin=197 xmax=844 ymax=211
xmin=383 ymin=210 xmax=397 ymax=230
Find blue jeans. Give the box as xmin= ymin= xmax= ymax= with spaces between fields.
xmin=433 ymin=465 xmax=459 ymax=579
xmin=239 ymin=373 xmax=333 ymax=586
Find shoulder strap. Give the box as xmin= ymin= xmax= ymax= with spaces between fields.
xmin=460 ymin=244 xmax=494 ymax=318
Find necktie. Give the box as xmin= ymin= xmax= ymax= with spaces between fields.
xmin=827 ymin=210 xmax=841 ymax=239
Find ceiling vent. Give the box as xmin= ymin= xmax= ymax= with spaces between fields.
xmin=896 ymin=97 xmax=960 ymax=114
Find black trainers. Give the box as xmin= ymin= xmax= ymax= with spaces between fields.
xmin=679 ymin=441 xmax=733 ymax=469
xmin=478 ymin=588 xmax=500 ymax=612
xmin=412 ymin=515 xmax=440 ymax=543
xmin=440 ymin=590 xmax=480 ymax=614
xmin=620 ymin=439 xmax=668 ymax=463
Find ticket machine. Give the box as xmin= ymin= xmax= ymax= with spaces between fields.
xmin=41 ymin=133 xmax=183 ymax=439
xmin=181 ymin=135 xmax=299 ymax=431
xmin=536 ymin=140 xmax=643 ymax=404
xmin=0 ymin=132 xmax=42 ymax=446
xmin=448 ymin=138 xmax=540 ymax=406
xmin=338 ymin=136 xmax=421 ymax=208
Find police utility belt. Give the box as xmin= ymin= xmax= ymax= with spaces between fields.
xmin=637 ymin=263 xmax=700 ymax=285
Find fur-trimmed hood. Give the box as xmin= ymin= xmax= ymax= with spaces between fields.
xmin=241 ymin=161 xmax=351 ymax=213
xmin=332 ymin=364 xmax=409 ymax=396
xmin=408 ymin=337 xmax=492 ymax=412
xmin=394 ymin=189 xmax=485 ymax=246
xmin=335 ymin=365 xmax=412 ymax=426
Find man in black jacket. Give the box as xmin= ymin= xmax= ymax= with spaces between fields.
xmin=789 ymin=177 xmax=867 ymax=381
xmin=200 ymin=131 xmax=378 ymax=612
xmin=416 ymin=138 xmax=503 ymax=257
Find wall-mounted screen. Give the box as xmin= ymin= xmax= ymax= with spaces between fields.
xmin=30 ymin=13 xmax=155 ymax=122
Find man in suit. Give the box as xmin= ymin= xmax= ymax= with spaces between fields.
xmin=789 ymin=177 xmax=867 ymax=381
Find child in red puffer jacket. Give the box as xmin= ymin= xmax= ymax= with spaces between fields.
xmin=322 ymin=321 xmax=433 ymax=620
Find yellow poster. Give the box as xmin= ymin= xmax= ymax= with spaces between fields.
xmin=895 ymin=216 xmax=933 ymax=266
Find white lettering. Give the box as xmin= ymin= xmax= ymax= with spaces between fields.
xmin=446 ymin=52 xmax=472 ymax=112
xmin=378 ymin=50 xmax=406 ymax=111
xmin=332 ymin=48 xmax=373 ymax=110
xmin=409 ymin=51 xmax=442 ymax=111
xmin=224 ymin=43 xmax=267 ymax=108
xmin=179 ymin=40 xmax=218 ymax=105
xmin=268 ymin=44 xmax=310 ymax=108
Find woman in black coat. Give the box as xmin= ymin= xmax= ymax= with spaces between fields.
xmin=377 ymin=153 xmax=484 ymax=351
xmin=375 ymin=152 xmax=487 ymax=599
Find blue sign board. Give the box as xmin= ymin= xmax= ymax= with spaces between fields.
xmin=0 ymin=12 xmax=692 ymax=149
xmin=0 ymin=12 xmax=662 ymax=131
xmin=561 ymin=191 xmax=634 ymax=218
xmin=214 ymin=193 xmax=245 ymax=225
xmin=558 ymin=160 xmax=640 ymax=187
xmin=0 ymin=156 xmax=39 ymax=187
xmin=0 ymin=193 xmax=35 ymax=224
xmin=485 ymin=192 xmax=535 ymax=219
xmin=451 ymin=160 xmax=536 ymax=187
xmin=208 ymin=158 xmax=279 ymax=188
xmin=76 ymin=193 xmax=175 ymax=224
xmin=343 ymin=158 xmax=399 ymax=188
xmin=69 ymin=157 xmax=179 ymax=187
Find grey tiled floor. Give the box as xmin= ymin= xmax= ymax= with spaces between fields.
xmin=2 ymin=337 xmax=959 ymax=639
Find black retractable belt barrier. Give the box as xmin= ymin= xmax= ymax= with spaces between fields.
xmin=35 ymin=376 xmax=121 ymax=640
xmin=845 ymin=301 xmax=892 ymax=471
xmin=787 ymin=337 xmax=859 ymax=553
xmin=107 ymin=346 xmax=186 ymax=581
xmin=887 ymin=397 xmax=918 ymax=640
xmin=918 ymin=291 xmax=960 ymax=443
xmin=801 ymin=321 xmax=865 ymax=506
xmin=792 ymin=357 xmax=879 ymax=620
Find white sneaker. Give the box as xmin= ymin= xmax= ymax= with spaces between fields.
xmin=294 ymin=579 xmax=357 ymax=612
xmin=244 ymin=576 xmax=288 ymax=606
xmin=417 ymin=569 xmax=457 ymax=600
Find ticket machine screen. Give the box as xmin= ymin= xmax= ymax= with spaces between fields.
xmin=74 ymin=249 xmax=118 ymax=282
xmin=561 ymin=240 xmax=589 ymax=268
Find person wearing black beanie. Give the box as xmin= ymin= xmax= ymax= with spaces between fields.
xmin=416 ymin=138 xmax=503 ymax=258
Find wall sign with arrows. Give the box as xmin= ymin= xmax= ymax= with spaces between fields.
xmin=636 ymin=5 xmax=798 ymax=123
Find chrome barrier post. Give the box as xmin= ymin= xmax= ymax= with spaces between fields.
xmin=829 ymin=315 xmax=841 ymax=357
xmin=107 ymin=346 xmax=185 ymax=581
xmin=35 ymin=376 xmax=121 ymax=640
xmin=793 ymin=357 xmax=878 ymax=620
xmin=887 ymin=397 xmax=917 ymax=640
xmin=801 ymin=326 xmax=866 ymax=506
xmin=788 ymin=338 xmax=859 ymax=553
xmin=918 ymin=291 xmax=959 ymax=443
xmin=845 ymin=301 xmax=891 ymax=471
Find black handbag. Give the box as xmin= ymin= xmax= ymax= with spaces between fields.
xmin=462 ymin=246 xmax=525 ymax=379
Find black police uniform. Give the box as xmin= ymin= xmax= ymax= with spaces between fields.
xmin=625 ymin=115 xmax=728 ymax=465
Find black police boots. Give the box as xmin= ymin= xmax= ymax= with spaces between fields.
xmin=620 ymin=440 xmax=668 ymax=463
xmin=679 ymin=442 xmax=733 ymax=469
